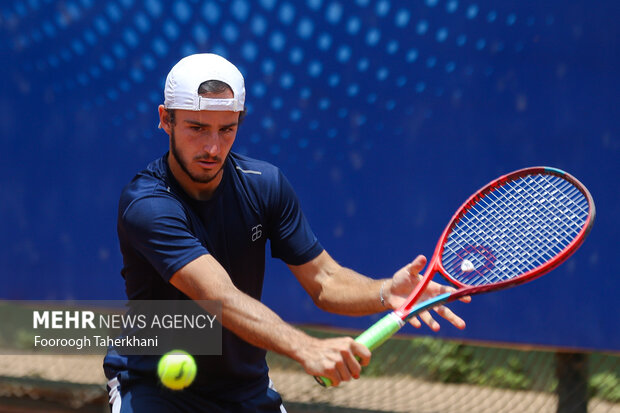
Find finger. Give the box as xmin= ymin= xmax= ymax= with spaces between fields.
xmin=434 ymin=305 xmax=466 ymax=330
xmin=328 ymin=371 xmax=342 ymax=387
xmin=319 ymin=361 xmax=343 ymax=387
xmin=408 ymin=316 xmax=422 ymax=329
xmin=431 ymin=285 xmax=470 ymax=302
xmin=459 ymin=295 xmax=472 ymax=303
xmin=336 ymin=357 xmax=353 ymax=382
xmin=352 ymin=342 xmax=372 ymax=367
xmin=342 ymin=352 xmax=362 ymax=379
xmin=408 ymin=255 xmax=427 ymax=276
xmin=419 ymin=310 xmax=440 ymax=331
xmin=431 ymin=283 xmax=458 ymax=296
xmin=427 ymin=284 xmax=470 ymax=302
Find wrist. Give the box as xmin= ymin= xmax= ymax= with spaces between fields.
xmin=380 ymin=280 xmax=390 ymax=308
xmin=288 ymin=330 xmax=318 ymax=364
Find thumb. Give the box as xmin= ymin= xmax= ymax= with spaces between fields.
xmin=408 ymin=255 xmax=427 ymax=277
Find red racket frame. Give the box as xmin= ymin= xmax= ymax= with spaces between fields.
xmin=395 ymin=166 xmax=596 ymax=320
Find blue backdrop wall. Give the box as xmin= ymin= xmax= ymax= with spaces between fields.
xmin=1 ymin=0 xmax=618 ymax=352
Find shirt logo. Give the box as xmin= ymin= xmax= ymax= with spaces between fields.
xmin=251 ymin=225 xmax=263 ymax=242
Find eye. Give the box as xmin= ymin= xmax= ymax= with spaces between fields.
xmin=189 ymin=126 xmax=202 ymax=131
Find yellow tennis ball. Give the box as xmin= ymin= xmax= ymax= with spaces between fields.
xmin=157 ymin=350 xmax=197 ymax=390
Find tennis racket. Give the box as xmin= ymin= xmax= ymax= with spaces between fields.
xmin=316 ymin=166 xmax=595 ymax=387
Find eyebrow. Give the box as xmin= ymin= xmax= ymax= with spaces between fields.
xmin=183 ymin=120 xmax=238 ymax=128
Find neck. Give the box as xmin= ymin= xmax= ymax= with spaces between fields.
xmin=167 ymin=153 xmax=224 ymax=201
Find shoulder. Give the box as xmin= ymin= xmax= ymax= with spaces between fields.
xmin=227 ymin=152 xmax=288 ymax=195
xmin=228 ymin=152 xmax=281 ymax=182
xmin=225 ymin=153 xmax=297 ymax=218
xmin=119 ymin=156 xmax=186 ymax=225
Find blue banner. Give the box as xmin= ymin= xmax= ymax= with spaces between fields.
xmin=1 ymin=0 xmax=617 ymax=351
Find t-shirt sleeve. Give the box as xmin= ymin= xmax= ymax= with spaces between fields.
xmin=269 ymin=171 xmax=323 ymax=265
xmin=120 ymin=195 xmax=208 ymax=281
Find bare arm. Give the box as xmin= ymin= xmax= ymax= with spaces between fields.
xmin=287 ymin=250 xmax=385 ymax=315
xmin=169 ymin=254 xmax=371 ymax=386
xmin=288 ymin=251 xmax=469 ymax=331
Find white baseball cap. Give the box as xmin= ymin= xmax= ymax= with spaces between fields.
xmin=163 ymin=53 xmax=245 ymax=112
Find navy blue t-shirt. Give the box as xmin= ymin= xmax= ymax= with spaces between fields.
xmin=103 ymin=152 xmax=323 ymax=401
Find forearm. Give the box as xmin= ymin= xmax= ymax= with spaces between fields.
xmin=170 ymin=254 xmax=315 ymax=362
xmin=290 ymin=251 xmax=391 ymax=316
xmin=185 ymin=276 xmax=371 ymax=384
xmin=315 ymin=266 xmax=389 ymax=315
xmin=170 ymin=255 xmax=377 ymax=385
xmin=216 ymin=288 xmax=318 ymax=362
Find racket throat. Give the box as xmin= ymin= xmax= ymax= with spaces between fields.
xmin=394 ymin=309 xmax=409 ymax=321
xmin=399 ymin=260 xmax=440 ymax=316
xmin=390 ymin=311 xmax=408 ymax=324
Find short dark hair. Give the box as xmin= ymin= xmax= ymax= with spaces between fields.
xmin=164 ymin=79 xmax=246 ymax=126
xmin=198 ymin=80 xmax=246 ymax=125
xmin=165 ymin=108 xmax=176 ymax=126
xmin=198 ymin=79 xmax=232 ymax=95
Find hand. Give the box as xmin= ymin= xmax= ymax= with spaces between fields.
xmin=387 ymin=255 xmax=471 ymax=331
xmin=298 ymin=337 xmax=371 ymax=387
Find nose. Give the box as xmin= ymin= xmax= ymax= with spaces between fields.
xmin=202 ymin=133 xmax=220 ymax=157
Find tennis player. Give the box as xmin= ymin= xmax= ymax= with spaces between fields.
xmin=103 ymin=53 xmax=469 ymax=412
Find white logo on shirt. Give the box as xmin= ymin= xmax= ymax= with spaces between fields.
xmin=251 ymin=225 xmax=263 ymax=242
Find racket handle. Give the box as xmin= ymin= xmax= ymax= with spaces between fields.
xmin=314 ymin=312 xmax=405 ymax=387
xmin=356 ymin=312 xmax=406 ymax=351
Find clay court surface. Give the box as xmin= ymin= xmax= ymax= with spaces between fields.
xmin=0 ymin=355 xmax=618 ymax=413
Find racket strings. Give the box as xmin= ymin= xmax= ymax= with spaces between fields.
xmin=477 ymin=178 xmax=584 ymax=264
xmin=516 ymin=177 xmax=587 ymax=252
xmin=449 ymin=175 xmax=586 ymax=284
xmin=442 ymin=174 xmax=590 ymax=286
xmin=445 ymin=175 xmax=588 ymax=285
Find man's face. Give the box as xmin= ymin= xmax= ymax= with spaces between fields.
xmin=160 ymin=91 xmax=240 ymax=194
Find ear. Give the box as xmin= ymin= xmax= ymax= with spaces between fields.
xmin=158 ymin=105 xmax=172 ymax=133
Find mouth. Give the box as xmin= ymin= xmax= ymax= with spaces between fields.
xmin=195 ymin=158 xmax=219 ymax=169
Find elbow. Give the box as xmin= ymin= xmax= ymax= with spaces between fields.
xmin=312 ymin=290 xmax=329 ymax=311
xmin=309 ymin=279 xmax=336 ymax=312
